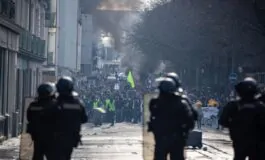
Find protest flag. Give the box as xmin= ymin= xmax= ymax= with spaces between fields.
xmin=127 ymin=71 xmax=135 ymax=88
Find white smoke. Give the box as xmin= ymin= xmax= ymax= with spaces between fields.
xmin=90 ymin=0 xmax=167 ymax=81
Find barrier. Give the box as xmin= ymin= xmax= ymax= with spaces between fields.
xmin=143 ymin=94 xmax=220 ymax=129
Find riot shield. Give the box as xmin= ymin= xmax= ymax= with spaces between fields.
xmin=19 ymin=97 xmax=34 ymax=160
xmin=143 ymin=93 xmax=157 ymax=160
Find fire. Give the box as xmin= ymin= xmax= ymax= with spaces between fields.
xmin=97 ymin=0 xmax=143 ymax=11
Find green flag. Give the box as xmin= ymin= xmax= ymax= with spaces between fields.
xmin=127 ymin=71 xmax=135 ymax=88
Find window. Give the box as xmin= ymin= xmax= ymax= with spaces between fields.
xmin=0 ymin=48 xmax=4 ymax=115
xmin=35 ymin=8 xmax=40 ymax=36
xmin=0 ymin=48 xmax=4 ymax=136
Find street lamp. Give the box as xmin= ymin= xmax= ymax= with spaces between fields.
xmin=101 ymin=34 xmax=112 ymax=48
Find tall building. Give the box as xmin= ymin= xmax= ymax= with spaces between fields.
xmin=80 ymin=14 xmax=93 ymax=75
xmin=57 ymin=0 xmax=82 ymax=73
xmin=0 ymin=0 xmax=48 ymax=139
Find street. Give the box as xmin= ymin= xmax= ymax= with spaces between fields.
xmin=143 ymin=125 xmax=233 ymax=160
xmin=0 ymin=123 xmax=233 ymax=160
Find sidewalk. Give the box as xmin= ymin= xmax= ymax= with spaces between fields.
xmin=0 ymin=136 xmax=20 ymax=159
xmin=0 ymin=136 xmax=20 ymax=149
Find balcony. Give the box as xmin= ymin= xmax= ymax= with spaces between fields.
xmin=19 ymin=29 xmax=46 ymax=61
xmin=0 ymin=0 xmax=22 ymax=34
xmin=0 ymin=0 xmax=15 ymax=21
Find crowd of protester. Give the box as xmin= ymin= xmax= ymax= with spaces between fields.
xmin=71 ymin=71 xmax=232 ymax=130
xmin=73 ymin=74 xmax=143 ymax=124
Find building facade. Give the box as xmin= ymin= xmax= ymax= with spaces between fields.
xmin=42 ymin=0 xmax=57 ymax=82
xmin=0 ymin=0 xmax=48 ymax=139
xmin=57 ymin=0 xmax=81 ymax=72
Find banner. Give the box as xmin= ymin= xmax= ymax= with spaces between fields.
xmin=201 ymin=107 xmax=219 ymax=128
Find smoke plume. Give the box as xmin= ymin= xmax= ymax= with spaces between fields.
xmin=80 ymin=0 xmax=157 ymax=81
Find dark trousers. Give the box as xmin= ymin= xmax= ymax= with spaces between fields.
xmin=116 ymin=110 xmax=122 ymax=122
xmin=132 ymin=110 xmax=140 ymax=123
xmin=109 ymin=111 xmax=115 ymax=125
xmin=33 ymin=141 xmax=55 ymax=160
xmin=53 ymin=136 xmax=76 ymax=160
xmin=154 ymin=136 xmax=185 ymax=160
xmin=124 ymin=109 xmax=131 ymax=122
xmin=197 ymin=119 xmax=202 ymax=129
xmin=233 ymin=143 xmax=258 ymax=160
xmin=55 ymin=145 xmax=74 ymax=160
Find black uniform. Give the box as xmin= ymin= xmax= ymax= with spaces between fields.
xmin=27 ymin=83 xmax=58 ymax=160
xmin=54 ymin=76 xmax=88 ymax=160
xmin=124 ymin=98 xmax=132 ymax=122
xmin=54 ymin=95 xmax=87 ymax=159
xmin=219 ymin=77 xmax=265 ymax=160
xmin=258 ymin=93 xmax=265 ymax=159
xmin=148 ymin=77 xmax=195 ymax=160
xmin=165 ymin=72 xmax=198 ymax=122
xmin=133 ymin=98 xmax=141 ymax=123
xmin=115 ymin=96 xmax=123 ymax=122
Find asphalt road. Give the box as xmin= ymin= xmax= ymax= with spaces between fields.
xmin=72 ymin=123 xmax=143 ymax=160
xmin=0 ymin=123 xmax=234 ymax=160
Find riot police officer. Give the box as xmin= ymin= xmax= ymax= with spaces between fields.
xmin=54 ymin=76 xmax=88 ymax=160
xmin=27 ymin=82 xmax=58 ymax=160
xmin=148 ymin=77 xmax=195 ymax=160
xmin=219 ymin=77 xmax=265 ymax=160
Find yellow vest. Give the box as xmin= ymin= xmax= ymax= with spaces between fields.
xmin=109 ymin=100 xmax=115 ymax=112
xmin=93 ymin=101 xmax=99 ymax=108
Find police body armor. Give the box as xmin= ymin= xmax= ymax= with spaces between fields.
xmin=56 ymin=95 xmax=88 ymax=147
xmin=220 ymin=100 xmax=263 ymax=143
xmin=27 ymin=99 xmax=58 ymax=141
xmin=27 ymin=98 xmax=58 ymax=160
xmin=148 ymin=94 xmax=194 ymax=139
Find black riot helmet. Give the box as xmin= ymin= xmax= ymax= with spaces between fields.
xmin=235 ymin=77 xmax=259 ymax=99
xmin=56 ymin=76 xmax=74 ymax=95
xmin=165 ymin=72 xmax=181 ymax=88
xmin=157 ymin=77 xmax=176 ymax=93
xmin=37 ymin=82 xmax=56 ymax=98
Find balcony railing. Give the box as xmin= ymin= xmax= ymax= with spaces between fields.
xmin=19 ymin=30 xmax=46 ymax=58
xmin=0 ymin=0 xmax=15 ymax=21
